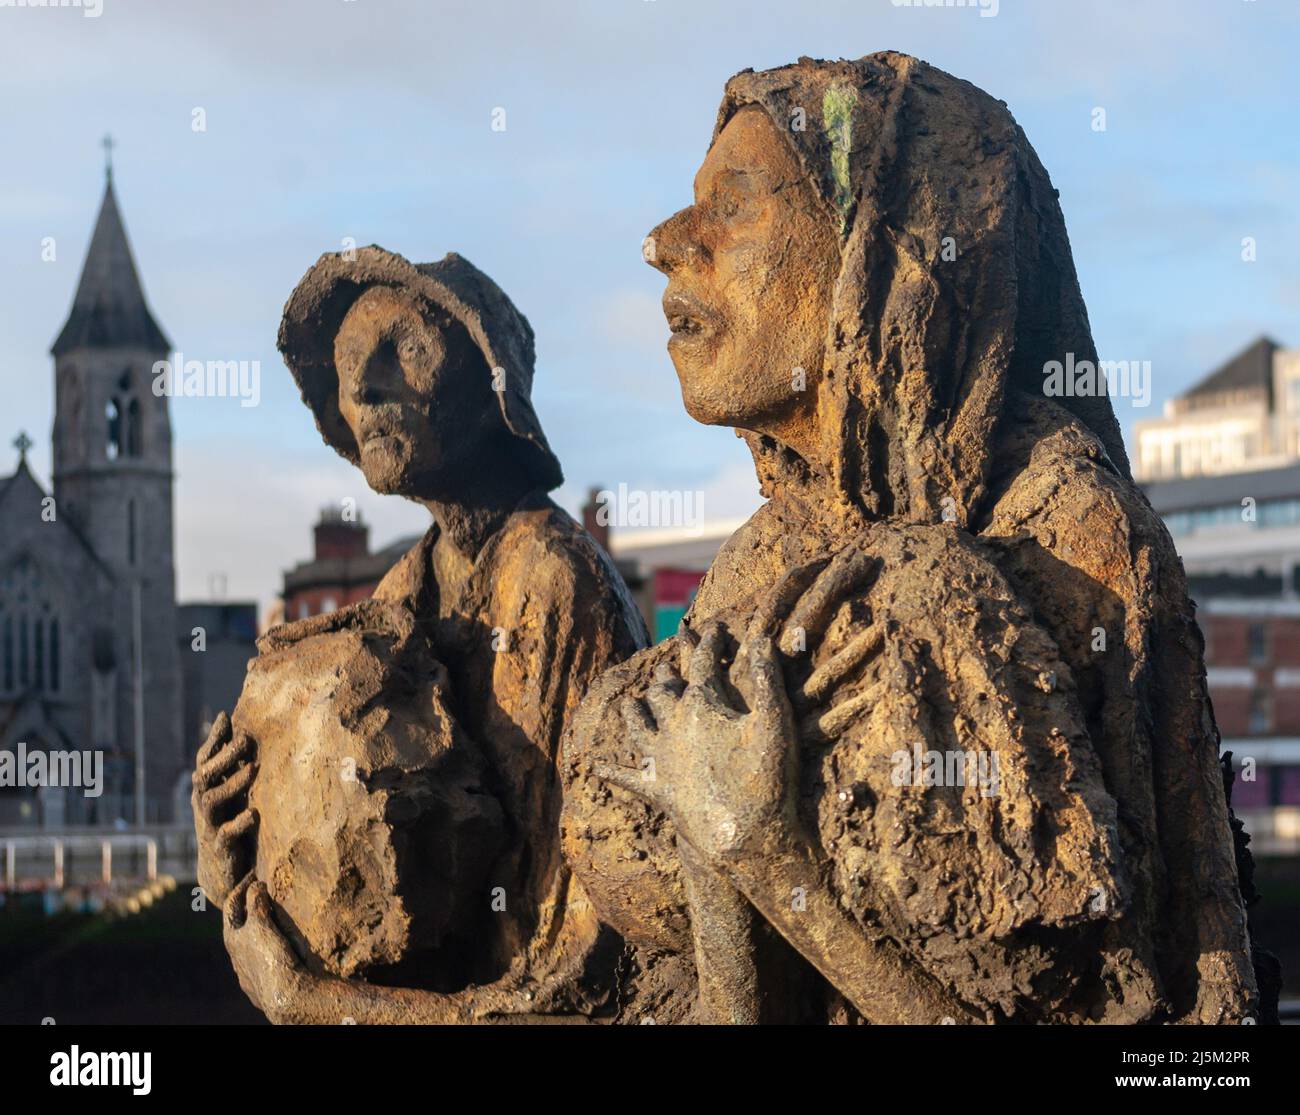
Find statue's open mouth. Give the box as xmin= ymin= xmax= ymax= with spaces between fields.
xmin=663 ymin=291 xmax=717 ymax=342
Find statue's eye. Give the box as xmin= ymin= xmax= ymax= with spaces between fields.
xmin=715 ymin=194 xmax=740 ymax=219
xmin=398 ymin=337 xmax=423 ymax=363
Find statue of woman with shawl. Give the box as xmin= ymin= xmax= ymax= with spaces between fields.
xmin=562 ymin=54 xmax=1272 ymax=1024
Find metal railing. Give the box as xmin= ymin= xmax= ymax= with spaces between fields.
xmin=0 ymin=825 xmax=197 ymax=889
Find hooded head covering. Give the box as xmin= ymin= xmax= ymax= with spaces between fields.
xmin=278 ymin=246 xmax=563 ymax=491
xmin=714 ymin=53 xmax=1129 ymax=528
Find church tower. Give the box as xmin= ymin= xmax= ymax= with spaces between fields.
xmin=50 ymin=160 xmax=183 ymax=823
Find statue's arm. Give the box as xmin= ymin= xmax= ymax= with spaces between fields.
xmin=223 ymin=876 xmax=578 ymax=1025
xmin=591 ymin=549 xmax=984 ymax=1025
xmin=601 ymin=632 xmax=977 ymax=1025
xmin=676 ymin=839 xmax=761 ymax=1023
xmin=725 ymin=831 xmax=979 ymax=1024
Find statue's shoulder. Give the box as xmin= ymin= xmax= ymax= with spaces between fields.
xmin=984 ymin=396 xmax=1169 ymax=580
xmin=492 ymin=499 xmax=650 ymax=651
xmin=372 ymin=527 xmax=437 ymax=607
xmin=690 ymin=498 xmax=838 ymax=619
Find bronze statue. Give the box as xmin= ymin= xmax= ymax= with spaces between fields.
xmin=197 ymin=53 xmax=1272 ymax=1025
xmin=561 ymin=53 xmax=1266 ymax=1023
xmin=193 ymin=248 xmax=646 ymax=1022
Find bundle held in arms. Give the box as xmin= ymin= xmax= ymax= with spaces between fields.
xmin=235 ymin=599 xmax=505 ymax=984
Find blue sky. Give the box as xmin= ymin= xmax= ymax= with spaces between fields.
xmin=1 ymin=0 xmax=1295 ymax=612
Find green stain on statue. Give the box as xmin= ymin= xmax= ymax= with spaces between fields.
xmin=822 ymin=84 xmax=858 ymax=233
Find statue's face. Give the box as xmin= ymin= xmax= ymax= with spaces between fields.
xmin=647 ymin=105 xmax=839 ymax=446
xmin=334 ymin=285 xmax=487 ymax=495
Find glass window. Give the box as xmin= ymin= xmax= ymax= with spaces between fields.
xmin=1248 ymin=688 xmax=1272 ymax=734
xmin=106 ymin=397 xmax=121 ymax=460
xmin=1248 ymin=623 xmax=1269 ymax=665
xmin=126 ymin=397 xmax=142 ymax=457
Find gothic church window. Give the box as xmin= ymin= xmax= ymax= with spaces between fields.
xmin=106 ymin=370 xmax=142 ymax=460
xmin=106 ymin=397 xmax=122 ymax=460
xmin=0 ymin=559 xmax=60 ymax=695
xmin=127 ymin=397 xmax=142 ymax=456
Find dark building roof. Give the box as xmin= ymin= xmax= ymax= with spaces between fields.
xmin=51 ymin=175 xmax=171 ymax=357
xmin=1186 ymin=569 xmax=1300 ymax=601
xmin=1178 ymin=336 xmax=1279 ymax=411
xmin=0 ymin=456 xmax=115 ymax=579
xmin=1143 ymin=460 xmax=1300 ymax=514
xmin=282 ymin=534 xmax=421 ymax=595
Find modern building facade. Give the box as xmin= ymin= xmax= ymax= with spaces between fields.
xmin=1141 ymin=340 xmax=1300 ymax=854
xmin=1134 ymin=336 xmax=1300 ymax=482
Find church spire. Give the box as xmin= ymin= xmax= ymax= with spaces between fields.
xmin=51 ymin=154 xmax=170 ymax=357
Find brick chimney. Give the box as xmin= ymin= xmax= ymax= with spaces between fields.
xmin=314 ymin=504 xmax=369 ymax=560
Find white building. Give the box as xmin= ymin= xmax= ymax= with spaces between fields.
xmin=1135 ymin=337 xmax=1300 ymax=482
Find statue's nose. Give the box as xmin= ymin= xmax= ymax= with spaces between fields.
xmin=645 ymin=207 xmax=704 ymax=275
xmin=357 ymin=341 xmax=402 ymax=401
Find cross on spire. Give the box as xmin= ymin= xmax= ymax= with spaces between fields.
xmin=13 ymin=430 xmax=33 ymax=463
xmin=102 ymin=133 xmax=115 ymax=182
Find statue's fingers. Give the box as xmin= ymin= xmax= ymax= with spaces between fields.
xmin=247 ymin=881 xmax=301 ymax=970
xmin=743 ymin=635 xmax=793 ymax=728
xmin=683 ymin=623 xmax=746 ymax=724
xmin=644 ymin=674 xmax=683 ymax=727
xmin=592 ymin=761 xmax=660 ymax=804
xmin=194 ymin=712 xmax=233 ymax=782
xmin=620 ymin=695 xmax=658 ymax=747
xmin=653 ymin=658 xmax=684 ymax=689
xmin=197 ymin=727 xmax=255 ymax=788
xmin=216 ymin=807 xmax=258 ymax=849
xmin=781 ymin=546 xmax=879 ymax=656
xmin=809 ymin=681 xmax=884 ymax=740
xmin=247 ymin=880 xmax=272 ymax=920
xmin=201 ymin=760 xmax=257 ymax=823
xmin=225 ymin=871 xmax=254 ymax=930
xmin=676 ymin=618 xmax=700 ymax=678
xmin=799 ymin=625 xmax=885 ymax=708
xmin=746 ymin=559 xmax=829 ymax=648
xmin=686 ymin=620 xmax=730 ymax=692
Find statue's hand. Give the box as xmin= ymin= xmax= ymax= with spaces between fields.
xmin=192 ymin=712 xmax=258 ymax=907
xmin=597 ymin=614 xmax=797 ymax=865
xmin=593 ymin=545 xmax=885 ymax=865
xmin=223 ymin=875 xmax=310 ymax=1024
